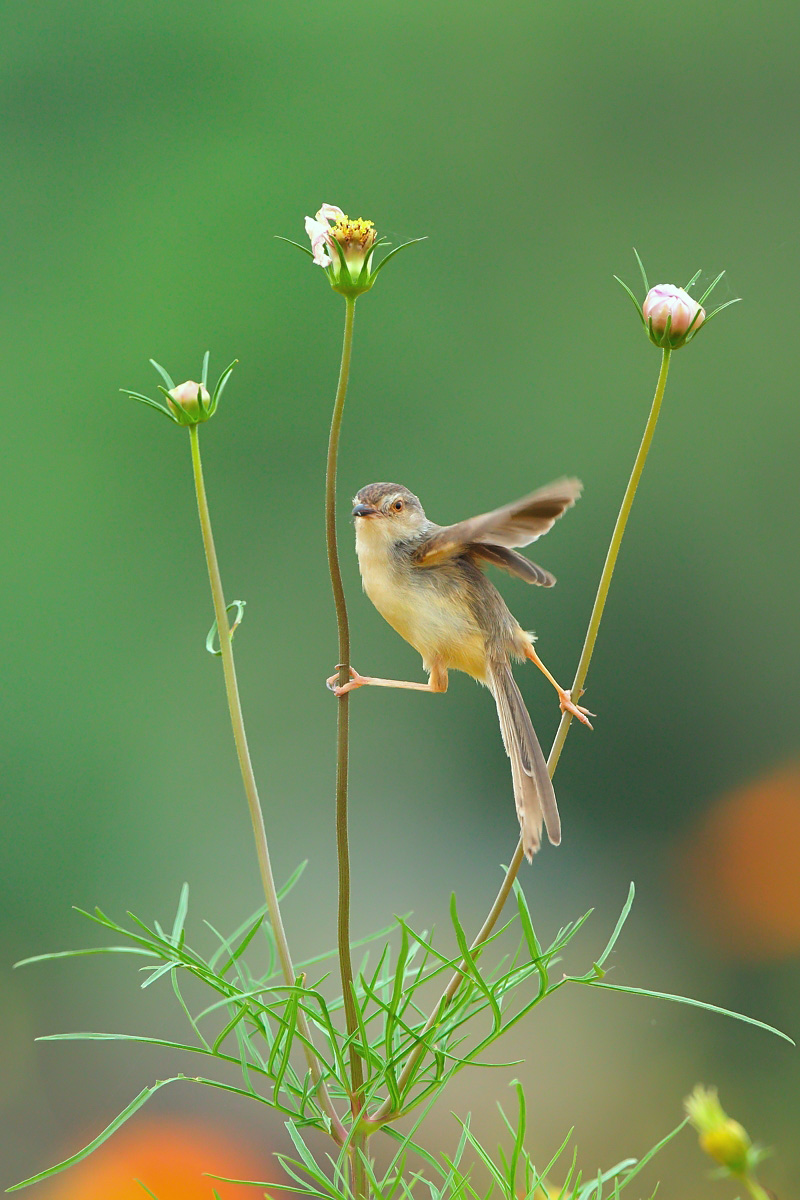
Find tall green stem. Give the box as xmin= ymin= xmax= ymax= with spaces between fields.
xmin=325 ymin=296 xmax=365 ymax=1113
xmin=742 ymin=1176 xmax=772 ymax=1200
xmin=371 ymin=347 xmax=672 ymax=1124
xmin=461 ymin=348 xmax=674 ymax=934
xmin=188 ymin=424 xmax=346 ymax=1144
xmin=549 ymin=346 xmax=672 ymax=771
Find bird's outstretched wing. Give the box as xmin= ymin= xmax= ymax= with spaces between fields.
xmin=412 ymin=478 xmax=582 ymax=568
xmin=470 ymin=544 xmax=556 ymax=586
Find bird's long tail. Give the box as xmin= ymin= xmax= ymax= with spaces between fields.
xmin=488 ymin=660 xmax=561 ymax=860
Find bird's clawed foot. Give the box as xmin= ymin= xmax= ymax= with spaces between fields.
xmin=558 ymin=688 xmax=595 ymax=729
xmin=326 ymin=665 xmax=368 ymax=696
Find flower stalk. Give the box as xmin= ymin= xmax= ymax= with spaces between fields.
xmin=325 ymin=296 xmax=366 ymax=1113
xmin=188 ymin=423 xmax=345 ymax=1143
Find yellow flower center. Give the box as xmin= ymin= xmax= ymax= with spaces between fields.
xmin=331 ymin=215 xmax=377 ymax=251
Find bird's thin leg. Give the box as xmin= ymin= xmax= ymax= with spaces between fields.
xmin=327 ymin=663 xmax=448 ymax=697
xmin=524 ymin=645 xmax=594 ymax=728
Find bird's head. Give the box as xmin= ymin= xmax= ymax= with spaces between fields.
xmin=352 ymin=482 xmax=427 ymax=547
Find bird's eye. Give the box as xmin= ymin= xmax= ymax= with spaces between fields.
xmin=393 ymin=499 xmax=404 ymax=511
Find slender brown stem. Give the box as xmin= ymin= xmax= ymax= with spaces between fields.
xmin=370 ymin=347 xmax=673 ymax=1124
xmin=324 ymin=296 xmax=365 ymax=1114
xmin=188 ymin=423 xmax=346 ymax=1144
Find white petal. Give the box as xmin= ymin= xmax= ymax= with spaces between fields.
xmin=312 ymin=243 xmax=332 ymax=267
xmin=305 ymin=215 xmax=333 ymax=267
xmin=316 ymin=203 xmax=345 ymax=223
xmin=304 ymin=214 xmax=325 ymax=239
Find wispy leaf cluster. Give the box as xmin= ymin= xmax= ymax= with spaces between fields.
xmin=11 ymin=878 xmax=790 ymax=1191
xmin=211 ymin=1081 xmax=688 ymax=1200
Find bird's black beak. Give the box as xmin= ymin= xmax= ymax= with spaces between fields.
xmin=352 ymin=503 xmax=379 ymax=518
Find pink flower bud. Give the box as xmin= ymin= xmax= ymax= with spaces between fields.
xmin=642 ymin=284 xmax=705 ymax=345
xmin=167 ymin=380 xmax=210 ymax=421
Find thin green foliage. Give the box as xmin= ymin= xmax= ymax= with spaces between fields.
xmin=9 ymin=1079 xmax=182 ymax=1191
xmin=13 ymin=874 xmax=790 ymax=1190
xmin=208 ymin=1083 xmax=684 ymax=1200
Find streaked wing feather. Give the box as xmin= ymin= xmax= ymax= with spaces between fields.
xmin=413 ymin=477 xmax=582 ymax=566
xmin=470 ymin=544 xmax=556 ymax=587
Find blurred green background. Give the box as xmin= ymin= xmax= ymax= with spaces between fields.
xmin=1 ymin=0 xmax=798 ymax=1194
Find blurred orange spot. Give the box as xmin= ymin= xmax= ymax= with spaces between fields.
xmin=678 ymin=761 xmax=800 ymax=961
xmin=41 ymin=1117 xmax=271 ymax=1199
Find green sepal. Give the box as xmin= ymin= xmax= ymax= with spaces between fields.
xmin=119 ymin=389 xmax=177 ymax=422
xmin=632 ymin=247 xmax=649 ymax=293
xmin=274 ymin=235 xmax=314 ymax=258
xmin=357 ymin=240 xmax=389 ymax=285
xmin=209 ymin=359 xmax=237 ymax=415
xmin=613 ymin=276 xmax=645 ymax=326
xmin=370 ymin=236 xmax=427 ymax=279
xmin=149 ymin=358 xmax=176 ymax=390
xmin=703 ymin=296 xmax=742 ymax=324
xmin=357 ymin=236 xmax=391 ymax=284
xmin=326 ymin=234 xmax=358 ymax=295
xmin=697 ymin=269 xmax=726 ymax=306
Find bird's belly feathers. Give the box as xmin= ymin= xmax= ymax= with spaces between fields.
xmin=358 ymin=548 xmax=488 ymax=680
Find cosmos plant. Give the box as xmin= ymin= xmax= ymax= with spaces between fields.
xmin=11 ymin=216 xmax=789 ymax=1200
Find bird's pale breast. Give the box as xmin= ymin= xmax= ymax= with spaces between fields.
xmin=356 ymin=536 xmax=489 ymax=680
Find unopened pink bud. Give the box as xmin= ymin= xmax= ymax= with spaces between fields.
xmin=167 ymin=380 xmax=210 ymax=421
xmin=643 ymin=284 xmax=705 ymax=345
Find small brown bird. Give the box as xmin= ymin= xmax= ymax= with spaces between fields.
xmin=327 ymin=479 xmax=592 ymax=859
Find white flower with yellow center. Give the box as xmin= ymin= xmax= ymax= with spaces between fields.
xmin=285 ymin=203 xmax=423 ymax=298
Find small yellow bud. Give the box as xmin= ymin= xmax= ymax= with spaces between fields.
xmin=167 ymin=380 xmax=211 ymax=423
xmin=685 ymin=1085 xmax=758 ymax=1177
xmin=699 ymin=1120 xmax=751 ymax=1174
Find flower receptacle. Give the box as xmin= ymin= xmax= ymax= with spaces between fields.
xmin=121 ymin=354 xmax=237 ymax=429
xmin=165 ymin=380 xmax=211 ymax=425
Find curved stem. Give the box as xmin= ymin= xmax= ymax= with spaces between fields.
xmin=325 ymin=296 xmax=365 ymax=1112
xmin=371 ymin=347 xmax=672 ymax=1124
xmin=548 ymin=347 xmax=672 ymax=768
xmin=188 ymin=424 xmax=345 ymax=1145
